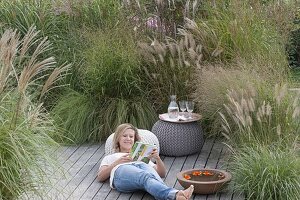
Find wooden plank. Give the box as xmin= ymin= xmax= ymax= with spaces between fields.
xmin=70 ymin=151 xmax=105 ymax=199
xmin=60 ymin=144 xmax=100 ymax=188
xmin=80 ymin=178 xmax=106 ymax=199
xmin=105 ymin=189 xmax=121 ymax=200
xmin=92 ymin=181 xmax=112 ymax=200
xmin=218 ymin=146 xmax=234 ymax=200
xmin=117 ymin=193 xmax=132 ymax=200
xmin=205 ymin=139 xmax=223 ymax=169
xmin=40 ymin=145 xmax=80 ymax=196
xmin=164 ymin=156 xmax=186 ymax=188
xmin=48 ymin=145 xmax=90 ymax=199
xmin=62 ymin=143 xmax=104 ymax=199
xmin=194 ymin=138 xmax=216 ymax=168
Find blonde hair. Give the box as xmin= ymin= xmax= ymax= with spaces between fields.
xmin=113 ymin=123 xmax=140 ymax=152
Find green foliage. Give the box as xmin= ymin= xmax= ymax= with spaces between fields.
xmin=51 ymin=90 xmax=99 ymax=144
xmin=52 ymin=90 xmax=157 ymax=143
xmin=287 ymin=8 xmax=300 ymax=69
xmin=82 ymin=25 xmax=142 ymax=99
xmin=123 ymin=0 xmax=187 ymax=38
xmin=64 ymin=0 xmax=121 ymax=29
xmin=139 ymin=34 xmax=200 ymax=112
xmin=220 ymin=84 xmax=300 ymax=149
xmin=0 ymin=0 xmax=123 ymax=90
xmin=99 ymin=98 xmax=158 ymax=138
xmin=231 ymin=146 xmax=300 ymax=200
xmin=0 ymin=0 xmax=70 ymax=59
xmin=0 ymin=27 xmax=68 ymax=199
xmin=0 ymin=93 xmax=58 ymax=200
xmin=52 ymin=24 xmax=157 ymax=143
xmin=192 ymin=67 xmax=265 ymax=137
xmin=188 ymin=0 xmax=289 ymax=78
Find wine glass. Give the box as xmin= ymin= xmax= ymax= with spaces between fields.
xmin=179 ymin=100 xmax=186 ymax=117
xmin=186 ymin=101 xmax=194 ymax=119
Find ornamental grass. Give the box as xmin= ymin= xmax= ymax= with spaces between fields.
xmin=220 ymin=83 xmax=300 ymax=149
xmin=231 ymin=146 xmax=300 ymax=200
xmin=0 ymin=26 xmax=69 ymax=199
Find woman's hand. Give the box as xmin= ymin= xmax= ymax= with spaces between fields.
xmin=149 ymin=149 xmax=161 ymax=161
xmin=112 ymin=153 xmax=133 ymax=167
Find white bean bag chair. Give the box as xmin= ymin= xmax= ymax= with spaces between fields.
xmin=105 ymin=129 xmax=160 ymax=155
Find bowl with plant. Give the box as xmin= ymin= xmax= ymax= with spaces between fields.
xmin=177 ymin=168 xmax=231 ymax=194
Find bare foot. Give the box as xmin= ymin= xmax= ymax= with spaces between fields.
xmin=176 ymin=185 xmax=194 ymax=200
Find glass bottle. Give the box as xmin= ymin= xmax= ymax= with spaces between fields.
xmin=168 ymin=95 xmax=179 ymax=119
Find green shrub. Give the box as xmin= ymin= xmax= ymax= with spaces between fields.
xmin=52 ymin=24 xmax=157 ymax=143
xmin=51 ymin=90 xmax=99 ymax=144
xmin=52 ymin=91 xmax=157 ymax=143
xmin=0 ymin=27 xmax=68 ymax=199
xmin=192 ymin=66 xmax=266 ymax=137
xmin=139 ymin=33 xmax=201 ymax=112
xmin=220 ymin=83 xmax=300 ymax=148
xmin=287 ymin=8 xmax=300 ymax=71
xmin=186 ymin=0 xmax=291 ymax=79
xmin=64 ymin=0 xmax=121 ymax=29
xmin=231 ymin=146 xmax=300 ymax=200
xmin=82 ymin=26 xmax=142 ymax=99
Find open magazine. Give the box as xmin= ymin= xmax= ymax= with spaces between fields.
xmin=130 ymin=141 xmax=156 ymax=164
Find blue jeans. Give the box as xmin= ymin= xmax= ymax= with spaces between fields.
xmin=113 ymin=162 xmax=178 ymax=200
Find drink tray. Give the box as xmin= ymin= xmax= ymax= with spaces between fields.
xmin=159 ymin=113 xmax=202 ymax=123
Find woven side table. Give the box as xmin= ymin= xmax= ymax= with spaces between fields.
xmin=151 ymin=118 xmax=204 ymax=156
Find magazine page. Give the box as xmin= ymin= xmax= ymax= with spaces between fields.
xmin=130 ymin=141 xmax=156 ymax=164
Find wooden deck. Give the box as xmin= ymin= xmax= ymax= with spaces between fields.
xmin=28 ymin=138 xmax=244 ymax=200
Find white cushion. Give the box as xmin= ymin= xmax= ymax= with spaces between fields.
xmin=104 ymin=129 xmax=160 ymax=155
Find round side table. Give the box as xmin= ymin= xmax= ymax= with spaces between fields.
xmin=151 ymin=114 xmax=204 ymax=156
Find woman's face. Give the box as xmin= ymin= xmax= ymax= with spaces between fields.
xmin=119 ymin=128 xmax=135 ymax=152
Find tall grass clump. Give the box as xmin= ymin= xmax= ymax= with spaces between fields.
xmin=51 ymin=90 xmax=98 ymax=144
xmin=220 ymin=84 xmax=300 ymax=148
xmin=231 ymin=146 xmax=300 ymax=200
xmin=139 ymin=29 xmax=203 ymax=111
xmin=185 ymin=0 xmax=292 ymax=80
xmin=0 ymin=26 xmax=69 ymax=199
xmin=0 ymin=0 xmax=71 ymax=60
xmin=52 ymin=24 xmax=157 ymax=143
xmin=123 ymin=0 xmax=198 ymax=38
xmin=0 ymin=0 xmax=123 ymax=94
xmin=58 ymin=0 xmax=121 ymax=29
xmin=192 ymin=66 xmax=265 ymax=136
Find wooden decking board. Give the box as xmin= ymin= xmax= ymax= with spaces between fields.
xmin=192 ymin=138 xmax=219 ymax=200
xmin=67 ymin=143 xmax=105 ymax=199
xmin=61 ymin=145 xmax=100 ymax=194
xmin=164 ymin=156 xmax=187 ymax=187
xmin=117 ymin=192 xmax=132 ymax=200
xmin=35 ymin=138 xmax=244 ymax=200
xmin=93 ymin=180 xmax=112 ymax=200
xmin=205 ymin=139 xmax=224 ymax=169
xmin=48 ymin=145 xmax=90 ymax=198
xmin=194 ymin=138 xmax=216 ymax=168
xmin=62 ymin=144 xmax=103 ymax=199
